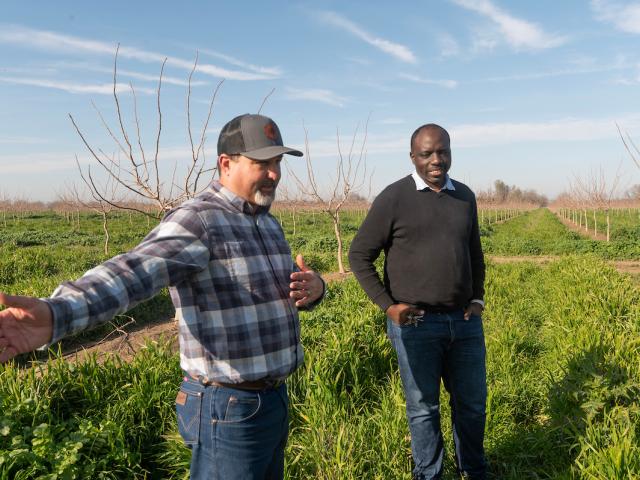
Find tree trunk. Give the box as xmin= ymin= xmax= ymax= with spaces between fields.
xmin=333 ymin=212 xmax=345 ymax=274
xmin=102 ymin=211 xmax=110 ymax=255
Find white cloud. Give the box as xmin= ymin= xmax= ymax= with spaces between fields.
xmin=451 ymin=0 xmax=567 ymax=50
xmin=591 ymin=0 xmax=640 ymax=34
xmin=53 ymin=62 xmax=210 ymax=87
xmin=0 ymin=152 xmax=78 ymax=173
xmin=451 ymin=116 xmax=640 ymax=147
xmin=437 ymin=32 xmax=461 ymax=57
xmin=480 ymin=61 xmax=630 ymax=82
xmin=0 ymin=76 xmax=156 ymax=95
xmin=304 ymin=116 xmax=640 ymax=158
xmin=0 ymin=136 xmax=48 ymax=145
xmin=197 ymin=48 xmax=282 ymax=76
xmin=318 ymin=11 xmax=417 ymax=64
xmin=379 ymin=118 xmax=405 ymax=125
xmin=0 ymin=24 xmax=279 ymax=81
xmin=399 ymin=73 xmax=458 ymax=89
xmin=284 ymin=87 xmax=347 ymax=107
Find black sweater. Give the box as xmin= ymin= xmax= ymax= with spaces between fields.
xmin=348 ymin=175 xmax=485 ymax=312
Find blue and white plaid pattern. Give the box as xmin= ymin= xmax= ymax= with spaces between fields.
xmin=44 ymin=181 xmax=303 ymax=383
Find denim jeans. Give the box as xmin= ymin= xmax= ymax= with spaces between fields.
xmin=175 ymin=376 xmax=289 ymax=479
xmin=387 ymin=309 xmax=487 ymax=480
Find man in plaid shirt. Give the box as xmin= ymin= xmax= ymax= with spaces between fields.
xmin=0 ymin=113 xmax=326 ymax=479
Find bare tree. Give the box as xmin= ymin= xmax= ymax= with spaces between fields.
xmin=69 ymin=47 xmax=223 ymax=218
xmin=287 ymin=120 xmax=371 ymax=273
xmin=72 ymin=155 xmax=127 ymax=255
xmin=617 ymin=123 xmax=640 ymax=170
xmin=571 ymin=166 xmax=623 ymax=241
xmin=54 ymin=189 xmax=83 ymax=229
xmin=0 ymin=190 xmax=9 ymax=228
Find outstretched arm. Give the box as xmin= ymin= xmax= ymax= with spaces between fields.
xmin=0 ymin=292 xmax=53 ymax=362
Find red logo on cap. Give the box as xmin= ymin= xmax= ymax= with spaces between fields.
xmin=264 ymin=123 xmax=277 ymax=142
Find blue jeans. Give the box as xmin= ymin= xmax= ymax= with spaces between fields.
xmin=175 ymin=376 xmax=289 ymax=479
xmin=387 ymin=310 xmax=487 ymax=480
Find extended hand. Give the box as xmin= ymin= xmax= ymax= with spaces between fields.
xmin=289 ymin=254 xmax=324 ymax=308
xmin=386 ymin=303 xmax=425 ymax=326
xmin=0 ymin=292 xmax=53 ymax=362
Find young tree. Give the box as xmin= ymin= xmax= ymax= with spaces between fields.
xmin=287 ymin=120 xmax=370 ymax=273
xmin=69 ymin=47 xmax=222 ymax=218
xmin=73 ymin=155 xmax=125 ymax=255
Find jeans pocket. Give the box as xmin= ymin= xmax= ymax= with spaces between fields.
xmin=176 ymin=388 xmax=203 ymax=445
xmin=218 ymin=391 xmax=262 ymax=424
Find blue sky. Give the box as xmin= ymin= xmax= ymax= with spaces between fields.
xmin=2 ymin=0 xmax=640 ymax=202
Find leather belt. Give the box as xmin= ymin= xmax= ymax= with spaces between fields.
xmin=189 ymin=374 xmax=284 ymax=391
xmin=414 ymin=303 xmax=460 ymax=314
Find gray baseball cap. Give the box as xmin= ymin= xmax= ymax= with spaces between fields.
xmin=217 ymin=114 xmax=303 ymax=161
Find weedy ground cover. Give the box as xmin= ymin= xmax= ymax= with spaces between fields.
xmin=1 ymin=256 xmax=638 ymax=479
xmin=1 ymin=208 xmax=639 ymax=477
xmin=482 ymin=208 xmax=640 ymax=259
xmin=591 ymin=209 xmax=640 ymax=242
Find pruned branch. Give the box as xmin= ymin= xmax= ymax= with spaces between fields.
xmin=69 ymin=48 xmax=222 ymax=218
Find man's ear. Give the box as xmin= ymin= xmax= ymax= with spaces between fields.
xmin=218 ymin=154 xmax=230 ymax=176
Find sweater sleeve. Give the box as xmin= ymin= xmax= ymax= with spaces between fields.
xmin=468 ymin=193 xmax=486 ymax=302
xmin=348 ymin=189 xmax=395 ymax=312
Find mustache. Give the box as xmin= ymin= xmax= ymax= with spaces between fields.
xmin=258 ymin=180 xmax=278 ymax=189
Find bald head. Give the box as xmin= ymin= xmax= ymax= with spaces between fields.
xmin=410 ymin=124 xmax=450 ymax=152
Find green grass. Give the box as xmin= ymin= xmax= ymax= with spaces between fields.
xmin=2 ymin=257 xmax=639 ymax=478
xmin=1 ymin=208 xmax=640 ymax=477
xmin=482 ymin=208 xmax=640 ymax=259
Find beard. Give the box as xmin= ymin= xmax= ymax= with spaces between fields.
xmin=254 ymin=185 xmax=276 ymax=206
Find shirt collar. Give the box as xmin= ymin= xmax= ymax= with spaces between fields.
xmin=411 ymin=170 xmax=455 ymax=191
xmin=210 ymin=180 xmax=270 ymax=215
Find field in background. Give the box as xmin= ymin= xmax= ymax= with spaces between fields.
xmin=0 ymin=207 xmax=639 ymax=479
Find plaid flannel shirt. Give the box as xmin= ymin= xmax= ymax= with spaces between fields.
xmin=44 ymin=181 xmax=306 ymax=383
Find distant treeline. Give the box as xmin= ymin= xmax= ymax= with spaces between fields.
xmin=476 ymin=180 xmax=548 ymax=207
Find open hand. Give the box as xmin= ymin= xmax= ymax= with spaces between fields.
xmin=0 ymin=292 xmax=53 ymax=362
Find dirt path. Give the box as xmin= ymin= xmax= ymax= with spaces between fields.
xmin=489 ymin=255 xmax=640 ymax=274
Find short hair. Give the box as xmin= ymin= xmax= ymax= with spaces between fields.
xmin=410 ymin=124 xmax=450 ymax=151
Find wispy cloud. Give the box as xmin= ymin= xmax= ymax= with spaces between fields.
xmin=0 ymin=152 xmax=78 ymax=174
xmin=0 ymin=136 xmax=48 ymax=145
xmin=399 ymin=73 xmax=458 ymax=89
xmin=479 ymin=60 xmax=631 ymax=82
xmin=284 ymin=87 xmax=347 ymax=107
xmin=0 ymin=76 xmax=156 ymax=95
xmin=451 ymin=0 xmax=567 ymax=50
xmin=51 ymin=61 xmax=209 ymax=87
xmin=451 ymin=116 xmax=640 ymax=147
xmin=296 ymin=133 xmax=405 ymax=158
xmin=197 ymin=48 xmax=282 ymax=76
xmin=591 ymin=0 xmax=640 ymax=34
xmin=437 ymin=32 xmax=461 ymax=57
xmin=379 ymin=118 xmax=405 ymax=125
xmin=0 ymin=24 xmax=279 ymax=81
xmin=318 ymin=11 xmax=417 ymax=64
xmin=304 ymin=116 xmax=640 ymax=158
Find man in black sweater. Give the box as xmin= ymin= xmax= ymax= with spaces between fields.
xmin=348 ymin=124 xmax=487 ymax=479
